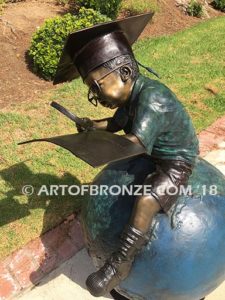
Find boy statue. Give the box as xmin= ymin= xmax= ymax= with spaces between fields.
xmin=54 ymin=13 xmax=200 ymax=297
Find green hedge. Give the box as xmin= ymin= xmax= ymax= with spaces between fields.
xmin=187 ymin=0 xmax=204 ymax=17
xmin=29 ymin=8 xmax=110 ymax=80
xmin=76 ymin=0 xmax=122 ymax=19
xmin=212 ymin=0 xmax=225 ymax=11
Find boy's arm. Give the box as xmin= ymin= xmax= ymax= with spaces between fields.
xmin=77 ymin=117 xmax=122 ymax=133
xmin=93 ymin=118 xmax=122 ymax=132
xmin=123 ymin=133 xmax=144 ymax=147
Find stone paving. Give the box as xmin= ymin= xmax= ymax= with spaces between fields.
xmin=16 ymin=249 xmax=225 ymax=300
xmin=17 ymin=249 xmax=113 ymax=300
xmin=204 ymin=142 xmax=225 ymax=174
xmin=0 ymin=115 xmax=224 ymax=300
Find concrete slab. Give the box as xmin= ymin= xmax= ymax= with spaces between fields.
xmin=201 ymin=147 xmax=225 ymax=299
xmin=17 ymin=249 xmax=113 ymax=300
xmin=204 ymin=149 xmax=225 ymax=174
xmin=17 ymin=248 xmax=225 ymax=300
xmin=207 ymin=282 xmax=225 ymax=300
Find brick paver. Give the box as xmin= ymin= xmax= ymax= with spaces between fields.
xmin=0 ymin=215 xmax=84 ymax=300
xmin=198 ymin=116 xmax=225 ymax=156
xmin=0 ymin=262 xmax=21 ymax=300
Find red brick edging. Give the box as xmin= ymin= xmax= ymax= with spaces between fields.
xmin=0 ymin=214 xmax=84 ymax=300
xmin=198 ymin=116 xmax=225 ymax=157
xmin=0 ymin=115 xmax=224 ymax=300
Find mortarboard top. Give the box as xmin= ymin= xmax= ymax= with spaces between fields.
xmin=54 ymin=12 xmax=154 ymax=84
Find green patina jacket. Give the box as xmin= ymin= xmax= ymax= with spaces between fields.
xmin=112 ymin=74 xmax=199 ymax=165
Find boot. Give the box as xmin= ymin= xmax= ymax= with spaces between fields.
xmin=86 ymin=225 xmax=148 ymax=297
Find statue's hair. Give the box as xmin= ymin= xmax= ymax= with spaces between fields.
xmin=102 ymin=54 xmax=139 ymax=80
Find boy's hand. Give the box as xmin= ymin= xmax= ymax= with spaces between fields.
xmin=76 ymin=118 xmax=96 ymax=133
xmin=76 ymin=117 xmax=119 ymax=132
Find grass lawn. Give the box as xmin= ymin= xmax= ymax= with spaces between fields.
xmin=0 ymin=16 xmax=225 ymax=260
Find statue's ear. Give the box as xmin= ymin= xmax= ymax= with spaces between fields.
xmin=120 ymin=65 xmax=132 ymax=82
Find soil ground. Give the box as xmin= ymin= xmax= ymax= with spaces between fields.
xmin=0 ymin=0 xmax=224 ymax=108
xmin=0 ymin=0 xmax=65 ymax=108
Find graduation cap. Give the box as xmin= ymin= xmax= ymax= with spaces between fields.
xmin=54 ymin=12 xmax=154 ymax=84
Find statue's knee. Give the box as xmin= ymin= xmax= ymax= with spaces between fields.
xmin=136 ymin=194 xmax=161 ymax=212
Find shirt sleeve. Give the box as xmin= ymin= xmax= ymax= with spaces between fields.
xmin=131 ymin=89 xmax=164 ymax=155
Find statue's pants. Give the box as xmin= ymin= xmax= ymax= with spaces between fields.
xmin=145 ymin=157 xmax=194 ymax=212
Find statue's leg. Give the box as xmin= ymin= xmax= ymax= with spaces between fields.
xmin=85 ymin=182 xmax=162 ymax=296
xmin=85 ymin=159 xmax=194 ymax=297
xmin=85 ymin=222 xmax=149 ymax=297
xmin=143 ymin=158 xmax=194 ymax=213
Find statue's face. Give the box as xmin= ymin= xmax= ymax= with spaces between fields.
xmin=85 ymin=66 xmax=134 ymax=109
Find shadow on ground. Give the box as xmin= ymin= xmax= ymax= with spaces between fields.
xmin=0 ymin=162 xmax=82 ymax=230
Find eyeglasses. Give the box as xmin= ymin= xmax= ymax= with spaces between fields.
xmin=88 ymin=80 xmax=101 ymax=107
xmin=86 ymin=63 xmax=128 ymax=107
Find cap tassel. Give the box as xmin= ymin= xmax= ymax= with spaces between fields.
xmin=136 ymin=60 xmax=160 ymax=79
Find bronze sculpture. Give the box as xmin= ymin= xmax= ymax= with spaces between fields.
xmin=19 ymin=13 xmax=225 ymax=300
xmin=53 ymin=12 xmax=200 ymax=297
